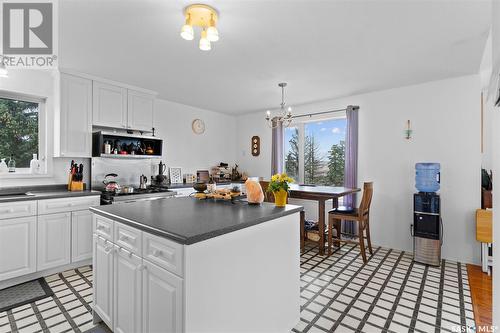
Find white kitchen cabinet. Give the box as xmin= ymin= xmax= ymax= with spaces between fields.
xmin=72 ymin=210 xmax=93 ymax=262
xmin=93 ymin=81 xmax=128 ymax=128
xmin=142 ymin=260 xmax=183 ymax=333
xmin=113 ymin=246 xmax=143 ymax=333
xmin=94 ymin=235 xmax=114 ymax=329
xmin=58 ymin=73 xmax=92 ymax=157
xmin=37 ymin=212 xmax=71 ymax=271
xmin=127 ymin=89 xmax=154 ymax=131
xmin=0 ymin=217 xmax=37 ymax=281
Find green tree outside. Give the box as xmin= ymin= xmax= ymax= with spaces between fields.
xmin=284 ymin=127 xmax=299 ymax=180
xmin=285 ymin=130 xmax=345 ymax=186
xmin=327 ymin=140 xmax=345 ymax=186
xmin=0 ymin=98 xmax=39 ymax=168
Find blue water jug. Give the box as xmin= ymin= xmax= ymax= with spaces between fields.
xmin=415 ymin=163 xmax=440 ymax=192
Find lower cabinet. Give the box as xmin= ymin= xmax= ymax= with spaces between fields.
xmin=37 ymin=212 xmax=71 ymax=271
xmin=0 ymin=216 xmax=37 ymax=280
xmin=94 ymin=235 xmax=114 ymax=329
xmin=113 ymin=246 xmax=142 ymax=333
xmin=142 ymin=259 xmax=183 ymax=333
xmin=72 ymin=210 xmax=94 ymax=262
xmin=93 ymin=232 xmax=184 ymax=333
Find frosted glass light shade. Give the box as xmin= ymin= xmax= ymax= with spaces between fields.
xmin=207 ymin=26 xmax=219 ymax=42
xmin=180 ymin=24 xmax=194 ymax=40
xmin=199 ymin=30 xmax=211 ymax=51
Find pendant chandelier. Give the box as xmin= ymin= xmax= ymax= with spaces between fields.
xmin=180 ymin=4 xmax=219 ymax=51
xmin=265 ymin=83 xmax=293 ymax=128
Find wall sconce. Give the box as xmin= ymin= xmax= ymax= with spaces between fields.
xmin=405 ymin=120 xmax=412 ymax=140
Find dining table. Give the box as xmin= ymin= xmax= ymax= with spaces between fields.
xmin=288 ymin=184 xmax=361 ymax=255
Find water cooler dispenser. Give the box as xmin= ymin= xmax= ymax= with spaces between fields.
xmin=413 ymin=163 xmax=442 ymax=266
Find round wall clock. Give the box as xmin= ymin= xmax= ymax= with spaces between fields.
xmin=192 ymin=119 xmax=205 ymax=134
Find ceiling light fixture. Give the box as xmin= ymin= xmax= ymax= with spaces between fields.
xmin=180 ymin=4 xmax=219 ymax=51
xmin=265 ymin=83 xmax=293 ymax=128
xmin=0 ymin=56 xmax=8 ymax=78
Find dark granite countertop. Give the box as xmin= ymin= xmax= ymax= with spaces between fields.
xmin=90 ymin=197 xmax=303 ymax=245
xmin=0 ymin=184 xmax=100 ymax=203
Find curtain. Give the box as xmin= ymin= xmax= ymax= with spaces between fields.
xmin=343 ymin=105 xmax=359 ymax=236
xmin=271 ymin=117 xmax=284 ymax=176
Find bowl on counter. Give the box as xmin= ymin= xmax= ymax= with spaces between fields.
xmin=193 ymin=182 xmax=207 ymax=193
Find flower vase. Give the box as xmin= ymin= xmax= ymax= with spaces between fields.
xmin=274 ymin=189 xmax=288 ymax=207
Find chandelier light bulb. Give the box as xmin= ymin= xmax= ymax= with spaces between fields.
xmin=199 ymin=29 xmax=211 ymax=51
xmin=180 ymin=14 xmax=194 ymax=41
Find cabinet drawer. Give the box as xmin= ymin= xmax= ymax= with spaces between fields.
xmin=0 ymin=201 xmax=37 ymax=219
xmin=93 ymin=215 xmax=114 ymax=241
xmin=143 ymin=233 xmax=183 ymax=277
xmin=38 ymin=196 xmax=100 ymax=215
xmin=114 ymin=222 xmax=142 ymax=255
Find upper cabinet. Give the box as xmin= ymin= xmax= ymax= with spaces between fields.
xmin=55 ymin=71 xmax=157 ymax=158
xmin=93 ymin=82 xmax=155 ymax=132
xmin=57 ymin=73 xmax=93 ymax=157
xmin=128 ymin=90 xmax=154 ymax=131
xmin=93 ymin=82 xmax=128 ymax=129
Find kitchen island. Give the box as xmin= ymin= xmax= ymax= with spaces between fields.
xmin=90 ymin=197 xmax=302 ymax=333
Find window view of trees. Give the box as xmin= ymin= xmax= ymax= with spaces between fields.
xmin=0 ymin=97 xmax=39 ymax=168
xmin=284 ymin=118 xmax=346 ymax=186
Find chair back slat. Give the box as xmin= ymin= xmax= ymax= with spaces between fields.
xmin=259 ymin=181 xmax=274 ymax=203
xmin=358 ymin=182 xmax=373 ymax=217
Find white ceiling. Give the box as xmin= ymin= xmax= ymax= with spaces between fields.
xmin=59 ymin=0 xmax=491 ymax=114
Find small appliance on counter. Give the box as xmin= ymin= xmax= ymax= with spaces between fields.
xmin=412 ymin=163 xmax=442 ymax=266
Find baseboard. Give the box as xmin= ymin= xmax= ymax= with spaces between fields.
xmin=0 ymin=259 xmax=92 ymax=290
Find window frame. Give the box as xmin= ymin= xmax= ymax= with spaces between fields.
xmin=284 ymin=112 xmax=346 ymax=185
xmin=0 ymin=90 xmax=47 ymax=177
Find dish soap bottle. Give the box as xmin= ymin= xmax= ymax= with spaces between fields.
xmin=8 ymin=155 xmax=15 ymax=173
xmin=0 ymin=158 xmax=7 ymax=173
xmin=30 ymin=154 xmax=40 ymax=174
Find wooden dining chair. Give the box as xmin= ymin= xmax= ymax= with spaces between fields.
xmin=259 ymin=181 xmax=274 ymax=203
xmin=259 ymin=180 xmax=306 ymax=251
xmin=327 ymin=182 xmax=374 ymax=263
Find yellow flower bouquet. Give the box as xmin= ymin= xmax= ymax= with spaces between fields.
xmin=268 ymin=173 xmax=294 ymax=207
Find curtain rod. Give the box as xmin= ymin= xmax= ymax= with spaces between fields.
xmin=291 ymin=105 xmax=359 ymax=119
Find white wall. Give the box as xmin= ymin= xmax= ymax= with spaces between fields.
xmin=153 ymin=99 xmax=236 ymax=176
xmin=489 ymin=0 xmax=500 ymax=327
xmin=236 ymin=75 xmax=482 ymax=264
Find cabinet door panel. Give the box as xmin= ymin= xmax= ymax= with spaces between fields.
xmin=72 ymin=210 xmax=93 ymax=262
xmin=142 ymin=260 xmax=183 ymax=333
xmin=0 ymin=216 xmax=36 ymax=281
xmin=93 ymin=81 xmax=128 ymax=128
xmin=37 ymin=213 xmax=71 ymax=271
xmin=113 ymin=247 xmax=142 ymax=333
xmin=127 ymin=90 xmax=154 ymax=131
xmin=93 ymin=235 xmax=114 ymax=329
xmin=59 ymin=73 xmax=92 ymax=157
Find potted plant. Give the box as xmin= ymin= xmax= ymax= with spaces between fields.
xmin=268 ymin=173 xmax=294 ymax=207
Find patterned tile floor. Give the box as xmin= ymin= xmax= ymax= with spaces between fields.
xmin=0 ymin=244 xmax=474 ymax=333
xmin=294 ymin=244 xmax=475 ymax=333
xmin=0 ymin=266 xmax=95 ymax=333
